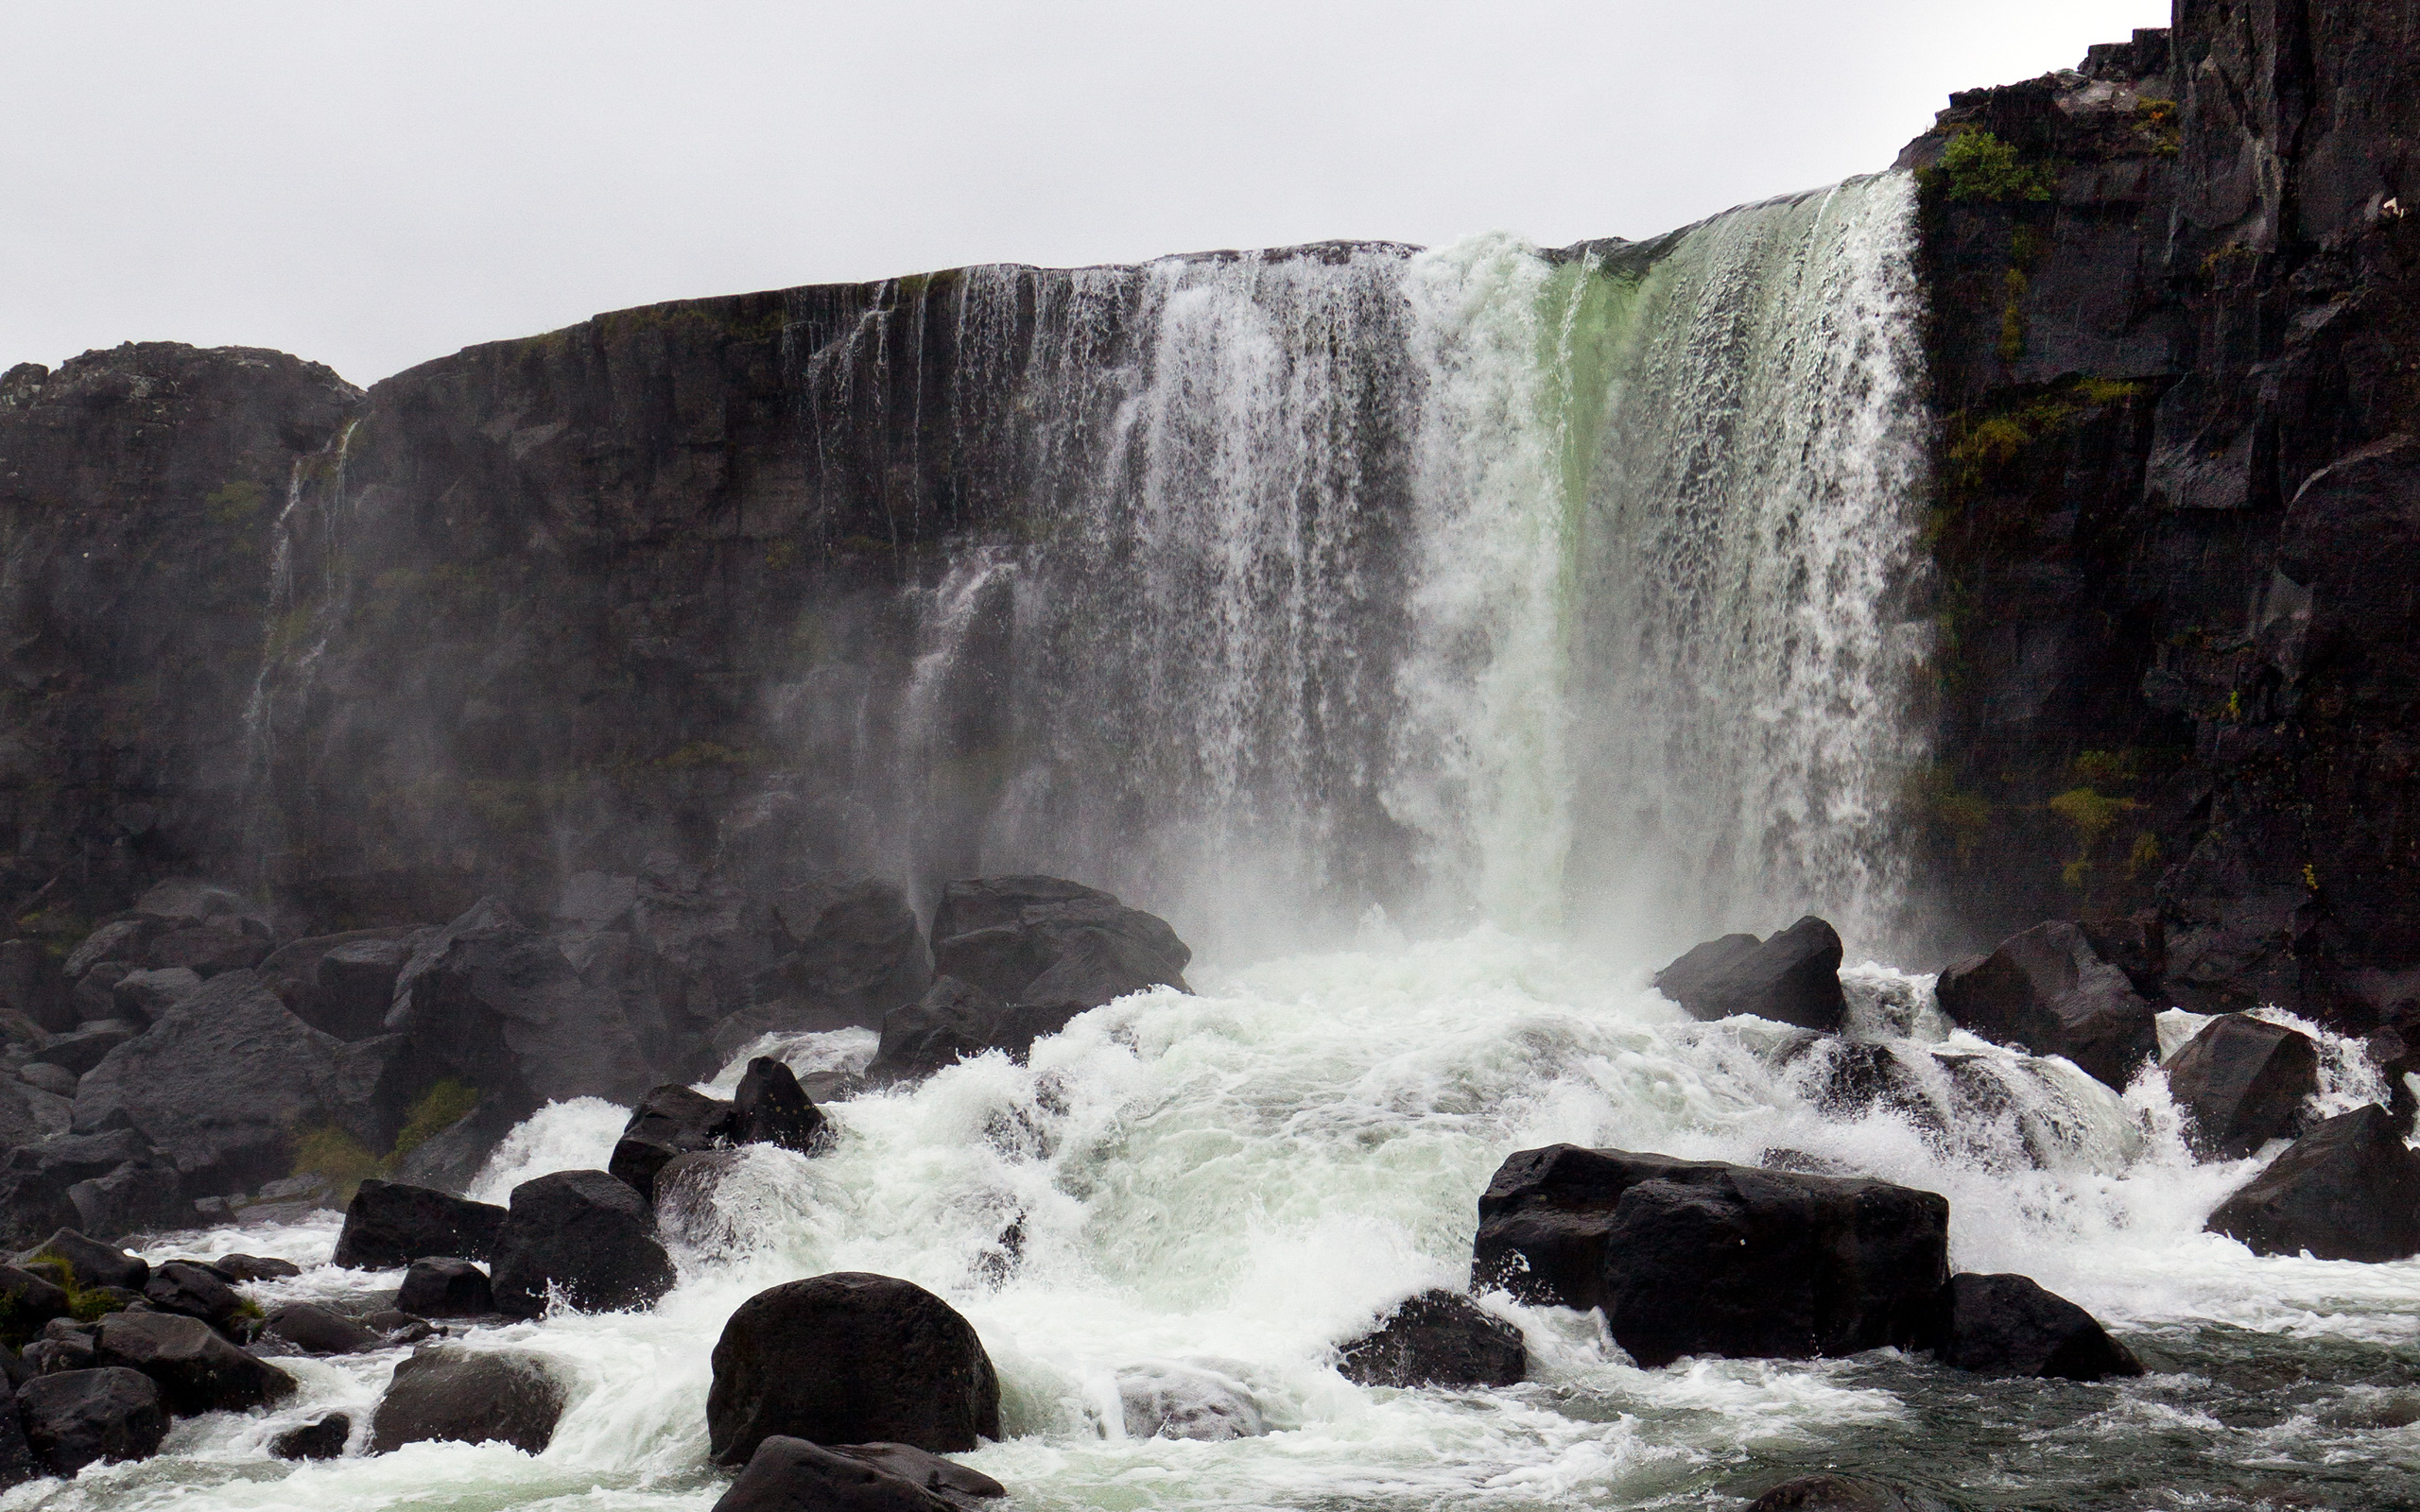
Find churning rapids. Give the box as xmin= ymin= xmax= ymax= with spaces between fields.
xmin=32 ymin=174 xmax=2420 ymax=1512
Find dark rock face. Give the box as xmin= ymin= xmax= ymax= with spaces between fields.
xmin=707 ymin=1272 xmax=1001 ymax=1465
xmin=869 ymin=978 xmax=1072 ymax=1082
xmin=1336 ymin=1290 xmax=1525 ymax=1388
xmin=732 ymin=1058 xmax=823 ymax=1154
xmin=0 ymin=1377 xmax=38 ymax=1488
xmin=269 ymin=1414 xmax=350 ymax=1460
xmin=710 ymin=1435 xmax=1003 ymax=1512
xmin=2208 ymin=1104 xmax=2420 ymax=1261
xmin=1936 ymin=1272 xmax=2143 ymax=1381
xmin=718 ymin=881 xmax=933 ymax=1047
xmin=334 ymin=1180 xmax=508 ymax=1269
xmin=1472 ymin=1145 xmax=1948 ymax=1367
xmin=1935 ymin=922 xmax=2160 ymax=1089
xmin=489 ymin=1169 xmax=677 ymax=1318
xmin=15 ymin=1367 xmax=166 ymax=1475
xmin=2163 ymin=1014 xmax=2319 ymax=1157
xmin=931 ymin=878 xmax=1190 ymax=1011
xmin=1653 ymin=918 xmax=1847 ymax=1031
xmin=0 ymin=1266 xmax=70 ymax=1345
xmin=397 ymin=1258 xmax=494 ymax=1318
xmin=608 ymin=1085 xmax=737 ymax=1202
xmin=262 ymin=1303 xmax=382 ymax=1356
xmin=369 ymin=1344 xmax=566 ymax=1453
xmin=257 ymin=929 xmax=429 ymax=1041
xmin=89 ymin=1311 xmax=295 ymax=1415
xmin=141 ymin=1261 xmax=248 ymax=1334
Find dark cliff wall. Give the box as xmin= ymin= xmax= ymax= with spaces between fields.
xmin=1909 ymin=4 xmax=2420 ymax=1023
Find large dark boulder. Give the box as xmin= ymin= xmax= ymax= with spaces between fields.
xmin=261 ymin=1303 xmax=382 ymax=1356
xmin=397 ymin=1258 xmax=494 ymax=1318
xmin=930 ymin=877 xmax=1189 ymax=1011
xmin=269 ymin=1414 xmax=351 ymax=1460
xmin=2208 ymin=1104 xmax=2420 ymax=1261
xmin=0 ymin=1266 xmax=70 ymax=1346
xmin=15 ymin=1368 xmax=165 ymax=1474
xmin=710 ymin=1435 xmax=1005 ymax=1512
xmin=707 ymin=1272 xmax=1001 ymax=1465
xmin=141 ymin=1260 xmax=248 ymax=1334
xmin=1935 ymin=921 xmax=2160 ymax=1090
xmin=334 ymin=1180 xmax=507 ymax=1269
xmin=1473 ymin=1145 xmax=1947 ymax=1367
xmin=1935 ymin=1272 xmax=2142 ymax=1381
xmin=0 ymin=1377 xmax=37 ymax=1488
xmin=90 ymin=1311 xmax=295 ymax=1415
xmin=867 ymin=978 xmax=1077 ymax=1082
xmin=490 ymin=1169 xmax=677 ymax=1317
xmin=19 ymin=1229 xmax=147 ymax=1292
xmin=732 ymin=1057 xmax=824 ymax=1154
xmin=0 ymin=1130 xmax=185 ymax=1247
xmin=2162 ymin=1014 xmax=2320 ymax=1158
xmin=1337 ymin=1290 xmax=1525 ymax=1388
xmin=1653 ymin=918 xmax=1847 ymax=1032
xmin=608 ymin=1085 xmax=736 ymax=1202
xmin=368 ymin=1344 xmax=566 ymax=1453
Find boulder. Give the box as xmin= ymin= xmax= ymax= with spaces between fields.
xmin=261 ymin=1303 xmax=381 ymax=1356
xmin=1337 ymin=1290 xmax=1525 ymax=1388
xmin=385 ymin=899 xmax=655 ymax=1109
xmin=386 ymin=1097 xmax=515 ymax=1194
xmin=1935 ymin=921 xmax=2161 ymax=1090
xmin=1472 ymin=1145 xmax=1947 ymax=1367
xmin=1935 ymin=1272 xmax=2142 ymax=1381
xmin=110 ymin=969 xmax=202 ymax=1022
xmin=30 ymin=1023 xmax=137 ymax=1078
xmin=368 ymin=1343 xmax=566 ymax=1453
xmin=141 ymin=1261 xmax=248 ymax=1334
xmin=16 ymin=1065 xmax=75 ymax=1099
xmin=1745 ymin=1475 xmax=1947 ymax=1512
xmin=90 ymin=1311 xmax=295 ymax=1415
xmin=142 ymin=918 xmax=271 ymax=978
xmin=62 ymin=922 xmax=156 ymax=985
xmin=707 ymin=1272 xmax=1001 ymax=1464
xmin=255 ymin=929 xmax=427 ymax=1041
xmin=212 ymin=1254 xmax=301 ymax=1282
xmin=269 ymin=1413 xmax=350 ymax=1460
xmin=2207 ymin=1104 xmax=2420 ymax=1261
xmin=0 ymin=1078 xmax=74 ymax=1165
xmin=333 ymin=1180 xmax=507 ymax=1269
xmin=489 ymin=1169 xmax=677 ymax=1317
xmin=929 ymin=877 xmax=1189 ymax=1010
xmin=15 ymin=1368 xmax=165 ymax=1474
xmin=397 ymin=1258 xmax=494 ymax=1318
xmin=69 ymin=967 xmax=136 ymax=1027
xmin=710 ymin=1435 xmax=1002 ymax=1512
xmin=68 ymin=971 xmax=388 ymax=1194
xmin=0 ymin=942 xmax=74 ymax=1036
xmin=732 ymin=1057 xmax=824 ymax=1154
xmin=130 ymin=880 xmax=251 ymax=925
xmin=1653 ymin=917 xmax=1847 ymax=1032
xmin=867 ymin=978 xmax=1075 ymax=1082
xmin=2162 ymin=1014 xmax=2320 ymax=1158
xmin=652 ymin=1149 xmax=754 ymax=1256
xmin=19 ymin=1229 xmax=147 ymax=1292
xmin=0 ymin=1267 xmax=70 ymax=1347
xmin=608 ymin=1085 xmax=735 ymax=1202
xmin=359 ymin=1309 xmax=438 ymax=1345
xmin=728 ymin=881 xmax=934 ymax=1040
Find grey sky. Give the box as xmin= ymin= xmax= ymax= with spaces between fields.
xmin=4 ymin=1 xmax=2169 ymax=387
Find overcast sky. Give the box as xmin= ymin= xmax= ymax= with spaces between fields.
xmin=3 ymin=1 xmax=2170 ymax=387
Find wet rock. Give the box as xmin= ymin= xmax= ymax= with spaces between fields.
xmin=722 ymin=880 xmax=934 ymax=1044
xmin=707 ymin=1271 xmax=1001 ymax=1464
xmin=397 ymin=1258 xmax=493 ymax=1318
xmin=867 ymin=977 xmax=1074 ymax=1082
xmin=28 ymin=1023 xmax=136 ymax=1078
xmin=141 ymin=1261 xmax=248 ymax=1335
xmin=1115 ymin=1362 xmax=1265 ymax=1440
xmin=1473 ymin=1145 xmax=1948 ymax=1366
xmin=2208 ymin=1104 xmax=2420 ymax=1261
xmin=69 ymin=967 xmax=135 ymax=1028
xmin=0 ymin=1267 xmax=70 ymax=1346
xmin=1337 ymin=1290 xmax=1525 ymax=1388
xmin=15 ymin=1367 xmax=165 ymax=1474
xmin=1654 ymin=918 xmax=1848 ymax=1032
xmin=1745 ymin=1474 xmax=1947 ymax=1512
xmin=109 ymin=969 xmax=201 ymax=1022
xmin=2163 ymin=1014 xmax=2320 ymax=1158
xmin=261 ymin=1303 xmax=381 ymax=1356
xmin=711 ymin=1435 xmax=985 ymax=1512
xmin=368 ymin=1343 xmax=567 ymax=1453
xmin=930 ymin=877 xmax=1189 ymax=1011
xmin=1935 ymin=1272 xmax=2143 ymax=1381
xmin=62 ymin=924 xmax=157 ymax=987
xmin=358 ymin=1310 xmax=438 ymax=1345
xmin=90 ymin=1311 xmax=295 ymax=1415
xmin=607 ymin=1084 xmax=735 ymax=1202
xmin=652 ymin=1149 xmax=753 ymax=1256
xmin=22 ymin=1329 xmax=95 ymax=1376
xmin=826 ymin=1443 xmax=1006 ymax=1508
xmin=333 ymin=1180 xmax=507 ymax=1269
xmin=732 ymin=1057 xmax=823 ymax=1154
xmin=269 ymin=1413 xmax=350 ymax=1460
xmin=18 ymin=1229 xmax=147 ymax=1292
xmin=1935 ymin=921 xmax=2160 ymax=1090
xmin=490 ymin=1169 xmax=676 ymax=1317
xmin=212 ymin=1254 xmax=301 ymax=1282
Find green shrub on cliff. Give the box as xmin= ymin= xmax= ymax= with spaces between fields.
xmin=1939 ymin=129 xmax=2057 ymax=203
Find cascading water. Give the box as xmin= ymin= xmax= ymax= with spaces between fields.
xmin=144 ymin=174 xmax=2420 ymax=1512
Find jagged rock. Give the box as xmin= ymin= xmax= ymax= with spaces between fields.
xmin=1935 ymin=922 xmax=2160 ymax=1090
xmin=1472 ymin=1145 xmax=1947 ymax=1367
xmin=368 ymin=1343 xmax=566 ymax=1453
xmin=0 ymin=1377 xmax=37 ymax=1488
xmin=711 ymin=1435 xmax=1002 ymax=1512
xmin=0 ymin=1267 xmax=70 ymax=1346
xmin=68 ymin=971 xmax=391 ymax=1194
xmin=261 ymin=1303 xmax=381 ymax=1356
xmin=868 ymin=977 xmax=1074 ymax=1082
xmin=1745 ymin=1475 xmax=1948 ymax=1512
xmin=142 ymin=918 xmax=271 ymax=978
xmin=722 ymin=880 xmax=934 ymax=1044
xmin=707 ymin=1272 xmax=1001 ymax=1464
xmin=22 ymin=1328 xmax=96 ymax=1376
xmin=490 ymin=1169 xmax=676 ymax=1317
xmin=651 ymin=1149 xmax=753 ymax=1256
xmin=30 ymin=1023 xmax=137 ymax=1077
xmin=1337 ymin=1290 xmax=1525 ymax=1388
xmin=359 ymin=1309 xmax=438 ymax=1345
xmin=0 ymin=945 xmax=72 ymax=1037
xmin=607 ymin=1085 xmax=735 ymax=1202
xmin=397 ymin=1258 xmax=493 ymax=1318
xmin=211 ymin=1254 xmax=300 ymax=1282
xmin=333 ymin=1180 xmax=507 ymax=1269
xmin=18 ymin=1229 xmax=147 ymax=1291
xmin=15 ymin=1368 xmax=165 ymax=1474
xmin=63 ymin=924 xmax=156 ymax=987
xmin=1935 ymin=1272 xmax=2143 ymax=1381
xmin=2162 ymin=1014 xmax=2319 ymax=1157
xmin=2208 ymin=1105 xmax=2420 ymax=1261
xmin=256 ymin=929 xmax=428 ymax=1041
xmin=15 ymin=1065 xmax=75 ymax=1099
xmin=732 ymin=1057 xmax=823 ymax=1154
xmin=110 ymin=969 xmax=201 ymax=1022
xmin=89 ymin=1312 xmax=294 ymax=1415
xmin=0 ymin=1078 xmax=73 ymax=1160
xmin=386 ymin=899 xmax=655 ymax=1108
xmin=269 ymin=1413 xmax=350 ymax=1460
xmin=141 ymin=1261 xmax=247 ymax=1334
xmin=1654 ymin=918 xmax=1848 ymax=1032
xmin=930 ymin=877 xmax=1189 ymax=1011
xmin=1115 ymin=1363 xmax=1265 ymax=1440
